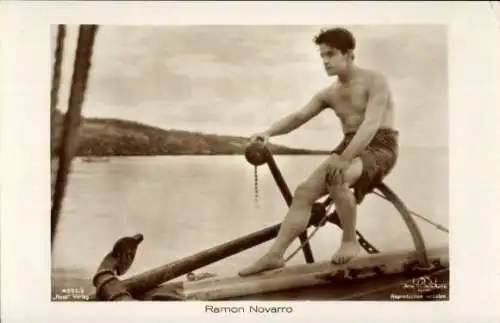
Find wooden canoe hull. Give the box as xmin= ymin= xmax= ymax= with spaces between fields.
xmin=213 ymin=268 xmax=449 ymax=301
xmin=142 ymin=246 xmax=448 ymax=301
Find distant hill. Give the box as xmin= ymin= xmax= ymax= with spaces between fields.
xmin=51 ymin=109 xmax=329 ymax=157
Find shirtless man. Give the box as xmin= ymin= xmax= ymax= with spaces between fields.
xmin=238 ymin=27 xmax=399 ymax=276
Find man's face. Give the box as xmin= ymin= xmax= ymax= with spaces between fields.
xmin=318 ymin=44 xmax=350 ymax=76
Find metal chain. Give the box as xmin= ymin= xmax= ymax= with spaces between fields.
xmin=254 ymin=165 xmax=259 ymax=208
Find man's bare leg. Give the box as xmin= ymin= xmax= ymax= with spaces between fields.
xmin=328 ymin=158 xmax=363 ymax=265
xmin=238 ymin=156 xmax=337 ymax=277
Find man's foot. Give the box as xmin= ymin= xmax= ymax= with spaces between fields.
xmin=331 ymin=241 xmax=361 ymax=265
xmin=238 ymin=253 xmax=285 ymax=277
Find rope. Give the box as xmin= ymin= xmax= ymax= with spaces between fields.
xmin=372 ymin=191 xmax=449 ymax=233
xmin=51 ymin=25 xmax=99 ymax=247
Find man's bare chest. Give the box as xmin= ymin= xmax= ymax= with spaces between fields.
xmin=324 ymin=82 xmax=369 ymax=116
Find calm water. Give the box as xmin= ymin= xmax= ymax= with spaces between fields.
xmin=51 ymin=148 xmax=449 ymax=295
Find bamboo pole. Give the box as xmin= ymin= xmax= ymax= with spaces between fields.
xmin=118 ymin=222 xmax=289 ymax=297
xmin=51 ymin=25 xmax=65 ymax=159
xmin=51 ymin=25 xmax=99 ymax=247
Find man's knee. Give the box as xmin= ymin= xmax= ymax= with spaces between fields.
xmin=328 ymin=182 xmax=355 ymax=204
xmin=326 ymin=158 xmax=363 ymax=187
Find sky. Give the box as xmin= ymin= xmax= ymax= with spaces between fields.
xmin=52 ymin=24 xmax=448 ymax=150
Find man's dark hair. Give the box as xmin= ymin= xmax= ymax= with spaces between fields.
xmin=314 ymin=27 xmax=356 ymax=54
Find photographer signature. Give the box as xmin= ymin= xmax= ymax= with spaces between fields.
xmin=402 ymin=276 xmax=447 ymax=293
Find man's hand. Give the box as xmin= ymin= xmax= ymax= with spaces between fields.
xmin=250 ymin=132 xmax=270 ymax=144
xmin=326 ymin=154 xmax=350 ymax=186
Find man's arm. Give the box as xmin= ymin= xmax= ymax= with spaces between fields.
xmin=263 ymin=89 xmax=328 ymax=138
xmin=339 ymin=73 xmax=390 ymax=162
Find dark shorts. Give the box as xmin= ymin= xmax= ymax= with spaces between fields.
xmin=331 ymin=128 xmax=399 ymax=203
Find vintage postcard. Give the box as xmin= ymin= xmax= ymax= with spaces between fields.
xmin=2 ymin=1 xmax=500 ymax=323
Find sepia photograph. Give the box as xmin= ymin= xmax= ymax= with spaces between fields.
xmin=50 ymin=23 xmax=450 ymax=302
xmin=2 ymin=1 xmax=500 ymax=322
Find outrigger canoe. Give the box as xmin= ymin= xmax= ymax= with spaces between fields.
xmin=88 ymin=141 xmax=449 ymax=301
